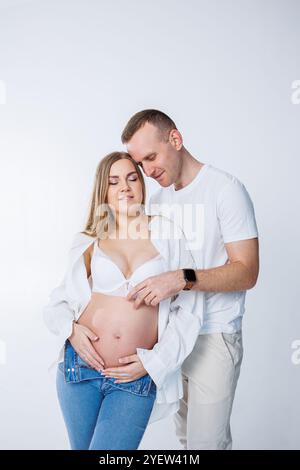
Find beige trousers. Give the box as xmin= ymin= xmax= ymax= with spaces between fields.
xmin=174 ymin=331 xmax=243 ymax=450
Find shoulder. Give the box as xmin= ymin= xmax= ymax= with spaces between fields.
xmin=205 ymin=165 xmax=251 ymax=204
xmin=205 ymin=164 xmax=242 ymax=190
xmin=70 ymin=231 xmax=95 ymax=249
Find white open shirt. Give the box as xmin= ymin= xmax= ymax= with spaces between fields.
xmin=43 ymin=214 xmax=204 ymax=424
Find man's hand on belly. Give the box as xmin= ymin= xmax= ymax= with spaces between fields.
xmin=126 ymin=270 xmax=186 ymax=309
xmin=101 ymin=354 xmax=147 ymax=383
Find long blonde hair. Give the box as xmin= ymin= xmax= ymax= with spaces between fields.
xmin=81 ymin=151 xmax=146 ymax=237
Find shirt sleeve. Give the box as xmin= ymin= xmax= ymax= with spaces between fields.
xmin=43 ymin=233 xmax=81 ymax=350
xmin=136 ymin=220 xmax=203 ymax=389
xmin=43 ymin=275 xmax=76 ymax=351
xmin=217 ymin=178 xmax=258 ymax=244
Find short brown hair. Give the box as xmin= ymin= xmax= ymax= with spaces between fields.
xmin=121 ymin=109 xmax=177 ymax=144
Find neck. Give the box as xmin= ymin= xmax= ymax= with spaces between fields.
xmin=174 ymin=147 xmax=204 ymax=191
xmin=114 ymin=212 xmax=148 ymax=238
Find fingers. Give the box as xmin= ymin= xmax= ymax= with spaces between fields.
xmin=102 ymin=366 xmax=128 ymax=375
xmin=126 ymin=281 xmax=146 ymax=301
xmin=89 ymin=347 xmax=105 ymax=368
xmin=71 ymin=324 xmax=104 ymax=370
xmin=87 ymin=345 xmax=105 ymax=367
xmin=118 ymin=354 xmax=137 ymax=364
xmin=114 ymin=378 xmax=134 ymax=384
xmin=81 ymin=326 xmax=104 ymax=367
xmin=80 ymin=348 xmax=104 ymax=370
xmin=150 ymin=296 xmax=159 ymax=306
xmin=144 ymin=290 xmax=157 ymax=306
xmin=126 ymin=290 xmax=135 ymax=301
xmin=133 ymin=287 xmax=150 ymax=308
xmin=81 ymin=340 xmax=105 ymax=369
xmin=83 ymin=326 xmax=99 ymax=342
xmin=102 ymin=366 xmax=132 ymax=379
xmin=127 ymin=284 xmax=157 ymax=308
xmin=105 ymin=372 xmax=131 ymax=379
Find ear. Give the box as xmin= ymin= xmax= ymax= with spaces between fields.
xmin=169 ymin=129 xmax=183 ymax=150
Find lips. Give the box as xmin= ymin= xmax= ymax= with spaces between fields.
xmin=118 ymin=196 xmax=134 ymax=200
xmin=155 ymin=171 xmax=164 ymax=180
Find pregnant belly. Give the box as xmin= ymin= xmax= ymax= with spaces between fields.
xmin=77 ymin=292 xmax=159 ymax=368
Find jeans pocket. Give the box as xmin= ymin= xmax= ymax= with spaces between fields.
xmin=221 ymin=332 xmax=243 ymax=366
xmin=220 ymin=333 xmax=235 ymax=366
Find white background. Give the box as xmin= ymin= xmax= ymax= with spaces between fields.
xmin=0 ymin=0 xmax=299 ymax=449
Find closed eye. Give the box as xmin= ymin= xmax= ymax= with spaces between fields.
xmin=109 ymin=176 xmax=138 ymax=184
xmin=137 ymin=154 xmax=157 ymax=169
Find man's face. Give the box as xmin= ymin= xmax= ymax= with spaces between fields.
xmin=126 ymin=122 xmax=181 ymax=187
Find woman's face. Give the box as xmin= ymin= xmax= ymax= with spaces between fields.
xmin=106 ymin=158 xmax=144 ymax=217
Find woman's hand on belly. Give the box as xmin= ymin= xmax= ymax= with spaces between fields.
xmin=102 ymin=353 xmax=148 ymax=383
xmin=68 ymin=322 xmax=105 ymax=371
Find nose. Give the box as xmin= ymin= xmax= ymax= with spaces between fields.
xmin=120 ymin=180 xmax=131 ymax=192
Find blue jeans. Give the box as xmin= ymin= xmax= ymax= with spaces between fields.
xmin=56 ymin=340 xmax=157 ymax=450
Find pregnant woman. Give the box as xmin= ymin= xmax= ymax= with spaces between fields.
xmin=43 ymin=151 xmax=203 ymax=450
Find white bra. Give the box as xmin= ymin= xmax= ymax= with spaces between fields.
xmin=91 ymin=240 xmax=165 ymax=297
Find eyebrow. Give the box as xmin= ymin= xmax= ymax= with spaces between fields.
xmin=109 ymin=171 xmax=138 ymax=178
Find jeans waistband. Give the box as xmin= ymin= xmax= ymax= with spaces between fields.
xmin=61 ymin=340 xmax=156 ymax=397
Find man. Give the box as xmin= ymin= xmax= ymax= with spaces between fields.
xmin=119 ymin=109 xmax=259 ymax=450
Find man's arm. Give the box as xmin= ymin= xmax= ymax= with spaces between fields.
xmin=189 ymin=177 xmax=259 ymax=292
xmin=190 ymin=237 xmax=259 ymax=292
xmin=127 ymin=237 xmax=259 ymax=308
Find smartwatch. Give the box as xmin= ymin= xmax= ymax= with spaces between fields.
xmin=182 ymin=268 xmax=197 ymax=290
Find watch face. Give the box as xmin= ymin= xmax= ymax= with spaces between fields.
xmin=184 ymin=269 xmax=196 ymax=282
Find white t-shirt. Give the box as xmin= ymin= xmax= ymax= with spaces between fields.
xmin=147 ymin=163 xmax=258 ymax=334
